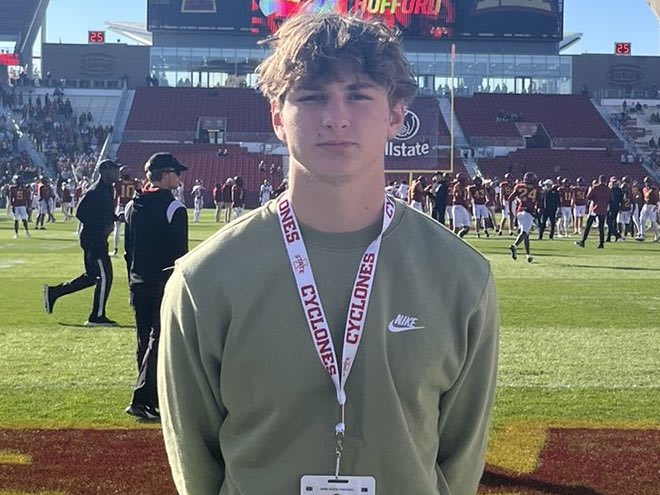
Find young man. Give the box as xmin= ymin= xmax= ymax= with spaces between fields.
xmin=557 ymin=177 xmax=573 ymax=237
xmin=508 ymin=171 xmax=541 ymax=262
xmin=468 ymin=175 xmax=490 ymax=238
xmin=259 ymin=178 xmax=274 ymax=206
xmin=112 ymin=166 xmax=138 ymax=256
xmin=191 ymin=179 xmax=205 ymax=223
xmin=498 ymin=173 xmax=515 ymax=236
xmin=538 ymin=179 xmax=559 ymax=240
xmin=451 ymin=172 xmax=471 ymax=238
xmin=618 ymin=176 xmax=633 ymax=238
xmin=231 ymin=175 xmax=245 ymax=218
xmin=575 ymin=174 xmax=611 ymax=249
xmin=572 ymin=177 xmax=588 ymax=235
xmin=35 ymin=176 xmax=53 ymax=230
xmin=124 ymin=152 xmax=188 ymax=421
xmin=43 ymin=159 xmax=121 ymax=326
xmin=221 ymin=177 xmax=234 ymax=222
xmin=606 ymin=176 xmax=623 ymax=242
xmin=158 ymin=12 xmax=498 ymax=495
xmin=8 ymin=175 xmax=31 ymax=239
xmin=637 ymin=176 xmax=659 ymax=241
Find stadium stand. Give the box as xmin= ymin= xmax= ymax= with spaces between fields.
xmin=477 ymin=148 xmax=648 ymax=182
xmin=124 ymin=87 xmax=273 ymax=142
xmin=116 ymin=142 xmax=283 ymax=208
xmin=455 ymin=93 xmax=620 ymax=149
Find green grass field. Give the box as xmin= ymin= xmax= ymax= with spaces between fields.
xmin=0 ymin=209 xmax=659 ymax=493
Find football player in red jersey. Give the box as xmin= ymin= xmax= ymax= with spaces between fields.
xmin=498 ymin=173 xmax=515 ymax=236
xmin=618 ymin=176 xmax=633 ymax=238
xmin=575 ymin=175 xmax=611 ymax=249
xmin=60 ymin=180 xmax=74 ymax=221
xmin=571 ymin=177 xmax=588 ymax=235
xmin=469 ymin=176 xmax=491 ymax=238
xmin=637 ymin=176 xmax=659 ymax=241
xmin=113 ymin=166 xmax=138 ymax=256
xmin=557 ymin=178 xmax=573 ymax=237
xmin=451 ymin=173 xmax=471 ymax=238
xmin=507 ymin=171 xmax=541 ymax=262
xmin=8 ymin=175 xmax=32 ymax=239
xmin=35 ymin=176 xmax=53 ymax=230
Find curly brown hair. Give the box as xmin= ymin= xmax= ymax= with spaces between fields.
xmin=256 ymin=12 xmax=417 ymax=107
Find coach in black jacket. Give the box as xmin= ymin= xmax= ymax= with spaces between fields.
xmin=124 ymin=152 xmax=188 ymax=420
xmin=44 ymin=159 xmax=120 ymax=326
xmin=538 ymin=179 xmax=561 ymax=240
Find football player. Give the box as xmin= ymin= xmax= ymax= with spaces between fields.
xmin=557 ymin=178 xmax=573 ymax=237
xmin=451 ymin=173 xmax=471 ymax=238
xmin=571 ymin=177 xmax=588 ymax=235
xmin=498 ymin=173 xmax=515 ymax=236
xmin=112 ymin=166 xmax=139 ymax=256
xmin=192 ymin=179 xmax=206 ymax=223
xmin=618 ymin=176 xmax=633 ymax=238
xmin=469 ymin=176 xmax=490 ymax=238
xmin=637 ymin=176 xmax=659 ymax=242
xmin=507 ymin=171 xmax=541 ymax=262
xmin=8 ymin=175 xmax=32 ymax=239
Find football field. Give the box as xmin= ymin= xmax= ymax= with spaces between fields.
xmin=0 ymin=210 xmax=658 ymax=495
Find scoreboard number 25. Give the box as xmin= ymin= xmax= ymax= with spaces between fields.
xmin=614 ymin=42 xmax=631 ymax=56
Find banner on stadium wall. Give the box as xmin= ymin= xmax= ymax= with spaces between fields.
xmin=0 ymin=53 xmax=20 ymax=66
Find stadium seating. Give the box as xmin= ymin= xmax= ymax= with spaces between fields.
xmin=116 ymin=142 xmax=283 ymax=208
xmin=477 ymin=148 xmax=648 ymax=182
xmin=125 ymin=87 xmax=273 ymax=140
xmin=456 ymin=93 xmax=620 ymax=148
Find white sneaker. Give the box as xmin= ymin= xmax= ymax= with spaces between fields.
xmin=13 ymin=233 xmax=18 ymax=239
xmin=25 ymin=231 xmax=31 ymax=238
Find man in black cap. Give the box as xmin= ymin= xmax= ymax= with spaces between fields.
xmin=124 ymin=152 xmax=189 ymax=420
xmin=43 ymin=159 xmax=121 ymax=326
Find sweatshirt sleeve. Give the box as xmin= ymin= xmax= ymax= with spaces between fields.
xmin=75 ymin=190 xmax=93 ymax=224
xmin=169 ymin=206 xmax=189 ymax=259
xmin=436 ymin=271 xmax=499 ymax=495
xmin=158 ymin=268 xmax=227 ymax=495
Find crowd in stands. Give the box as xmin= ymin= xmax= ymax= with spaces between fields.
xmin=0 ymin=81 xmax=112 ymax=188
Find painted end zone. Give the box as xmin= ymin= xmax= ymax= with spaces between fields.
xmin=0 ymin=423 xmax=658 ymax=494
xmin=480 ymin=422 xmax=660 ymax=495
xmin=0 ymin=429 xmax=176 ymax=495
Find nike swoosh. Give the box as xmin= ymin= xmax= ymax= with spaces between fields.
xmin=388 ymin=323 xmax=425 ymax=333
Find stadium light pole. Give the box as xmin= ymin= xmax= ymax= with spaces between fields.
xmin=450 ymin=43 xmax=456 ymax=174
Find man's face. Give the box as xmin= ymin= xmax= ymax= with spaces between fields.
xmin=271 ymin=69 xmax=404 ymax=184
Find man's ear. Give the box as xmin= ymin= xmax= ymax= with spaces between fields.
xmin=271 ymin=100 xmax=287 ymax=143
xmin=387 ymin=101 xmax=405 ymax=140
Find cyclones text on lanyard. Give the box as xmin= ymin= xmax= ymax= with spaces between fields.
xmin=277 ymin=194 xmax=396 ymax=476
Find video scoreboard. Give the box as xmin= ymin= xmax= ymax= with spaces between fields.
xmin=147 ymin=0 xmax=563 ymax=41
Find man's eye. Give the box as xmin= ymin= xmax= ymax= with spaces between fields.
xmin=349 ymin=93 xmax=371 ymax=100
xmin=297 ymin=94 xmax=325 ymax=102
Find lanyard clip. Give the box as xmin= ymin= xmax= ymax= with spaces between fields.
xmin=334 ymin=422 xmax=345 ymax=479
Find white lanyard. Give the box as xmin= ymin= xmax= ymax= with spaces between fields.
xmin=277 ymin=194 xmax=396 ymax=476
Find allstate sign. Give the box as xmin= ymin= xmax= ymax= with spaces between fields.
xmin=386 ymin=109 xmax=430 ymax=157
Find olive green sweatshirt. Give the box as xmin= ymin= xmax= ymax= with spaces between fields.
xmin=158 ymin=199 xmax=498 ymax=495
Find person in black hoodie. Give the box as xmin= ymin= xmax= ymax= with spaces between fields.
xmin=124 ymin=152 xmax=189 ymax=420
xmin=538 ymin=179 xmax=560 ymax=240
xmin=606 ymin=176 xmax=623 ymax=242
xmin=43 ymin=159 xmax=121 ymax=326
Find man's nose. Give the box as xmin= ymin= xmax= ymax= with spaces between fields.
xmin=321 ymin=100 xmax=350 ymax=130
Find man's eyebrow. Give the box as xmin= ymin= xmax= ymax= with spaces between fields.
xmin=295 ymin=81 xmax=380 ymax=91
